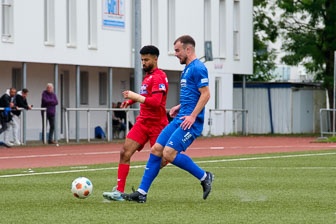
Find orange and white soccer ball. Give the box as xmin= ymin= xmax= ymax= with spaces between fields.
xmin=71 ymin=177 xmax=93 ymax=199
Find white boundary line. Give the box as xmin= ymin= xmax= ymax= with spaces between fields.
xmin=0 ymin=165 xmax=145 ymax=178
xmin=1 ymin=151 xmax=336 ymax=178
xmin=1 ymin=144 xmax=336 ymax=160
xmin=0 ymin=150 xmax=150 ymax=160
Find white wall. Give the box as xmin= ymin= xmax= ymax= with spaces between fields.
xmin=233 ymin=86 xmax=325 ymax=134
xmin=0 ymin=0 xmax=253 ymax=73
xmin=0 ymin=0 xmax=253 ymax=139
xmin=204 ymin=72 xmax=233 ymax=136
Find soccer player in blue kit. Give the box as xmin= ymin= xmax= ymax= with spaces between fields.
xmin=122 ymin=35 xmax=214 ymax=203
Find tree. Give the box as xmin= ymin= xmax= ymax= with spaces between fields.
xmin=251 ymin=0 xmax=279 ymax=81
xmin=276 ymin=0 xmax=336 ymax=105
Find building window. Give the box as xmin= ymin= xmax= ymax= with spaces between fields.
xmin=233 ymin=0 xmax=240 ymax=59
xmin=12 ymin=68 xmax=22 ymax=90
xmin=99 ymin=72 xmax=107 ymax=105
xmin=215 ymin=77 xmax=221 ymax=109
xmin=204 ymin=0 xmax=211 ymax=41
xmin=80 ymin=71 xmax=89 ymax=105
xmin=167 ymin=0 xmax=175 ymax=53
xmin=88 ymin=0 xmax=97 ymax=49
xmin=150 ymin=0 xmax=158 ymax=46
xmin=44 ymin=0 xmax=55 ymax=46
xmin=66 ymin=0 xmax=77 ymax=47
xmin=1 ymin=0 xmax=14 ymax=42
xmin=219 ymin=0 xmax=226 ymax=58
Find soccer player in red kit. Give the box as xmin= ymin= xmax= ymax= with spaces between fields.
xmin=103 ymin=45 xmax=169 ymax=201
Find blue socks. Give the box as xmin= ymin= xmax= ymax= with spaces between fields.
xmin=172 ymin=153 xmax=205 ymax=180
xmin=138 ymin=154 xmax=162 ymax=194
xmin=138 ymin=153 xmax=206 ymax=194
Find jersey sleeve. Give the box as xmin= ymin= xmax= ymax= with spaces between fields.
xmin=193 ymin=67 xmax=209 ymax=89
xmin=143 ymin=92 xmax=163 ymax=107
xmin=126 ymin=99 xmax=135 ymax=105
xmin=151 ymin=74 xmax=167 ymax=96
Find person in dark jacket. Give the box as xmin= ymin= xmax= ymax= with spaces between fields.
xmin=9 ymin=88 xmax=32 ymax=145
xmin=41 ymin=83 xmax=58 ymax=144
xmin=0 ymin=88 xmax=16 ymax=145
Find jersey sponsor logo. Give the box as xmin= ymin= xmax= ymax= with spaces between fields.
xmin=181 ymin=79 xmax=187 ymax=87
xmin=159 ymin=84 xmax=166 ymax=90
xmin=182 ymin=132 xmax=192 ymax=143
xmin=201 ymin=78 xmax=209 ymax=84
xmin=140 ymin=84 xmax=148 ymax=94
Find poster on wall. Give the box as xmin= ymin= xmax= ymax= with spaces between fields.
xmin=102 ymin=0 xmax=125 ymax=30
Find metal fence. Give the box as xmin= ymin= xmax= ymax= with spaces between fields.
xmin=208 ymin=109 xmax=248 ymax=136
xmin=320 ymin=108 xmax=336 ymax=138
xmin=64 ymin=108 xmax=140 ymax=143
xmin=2 ymin=107 xmax=249 ymax=144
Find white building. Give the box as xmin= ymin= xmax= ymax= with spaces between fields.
xmin=0 ymin=0 xmax=253 ymax=142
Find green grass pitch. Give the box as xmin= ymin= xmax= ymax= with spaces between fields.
xmin=1 ymin=150 xmax=336 ymax=224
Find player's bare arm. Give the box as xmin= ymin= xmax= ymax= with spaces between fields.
xmin=122 ymin=90 xmax=145 ymax=103
xmin=123 ymin=89 xmax=164 ymax=108
xmin=180 ymin=86 xmax=210 ymax=130
xmin=169 ymin=104 xmax=181 ymax=118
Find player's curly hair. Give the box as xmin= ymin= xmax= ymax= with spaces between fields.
xmin=140 ymin=45 xmax=160 ymax=57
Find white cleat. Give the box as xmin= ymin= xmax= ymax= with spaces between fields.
xmin=103 ymin=186 xmax=125 ymax=201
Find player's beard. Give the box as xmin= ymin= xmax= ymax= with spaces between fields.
xmin=179 ymin=55 xmax=187 ymax=64
xmin=143 ymin=64 xmax=154 ymax=73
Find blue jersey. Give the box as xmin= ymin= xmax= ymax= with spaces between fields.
xmin=175 ymin=59 xmax=209 ymax=135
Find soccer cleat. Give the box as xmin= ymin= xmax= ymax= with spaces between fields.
xmin=102 ymin=186 xmax=125 ymax=201
xmin=201 ymin=171 xmax=214 ymax=200
xmin=121 ymin=188 xmax=147 ymax=203
xmin=0 ymin=142 xmax=11 ymax=148
xmin=4 ymin=142 xmax=14 ymax=147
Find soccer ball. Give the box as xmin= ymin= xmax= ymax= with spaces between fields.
xmin=71 ymin=177 xmax=93 ymax=199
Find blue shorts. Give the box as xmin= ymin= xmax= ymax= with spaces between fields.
xmin=156 ymin=119 xmax=198 ymax=152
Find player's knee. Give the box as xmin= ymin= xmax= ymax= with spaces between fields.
xmin=163 ymin=148 xmax=175 ymax=163
xmin=120 ymin=145 xmax=132 ymax=162
xmin=150 ymin=143 xmax=163 ymax=157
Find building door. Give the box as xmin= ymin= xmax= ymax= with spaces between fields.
xmin=60 ymin=71 xmax=70 ymax=135
xmin=293 ymin=90 xmax=313 ymax=133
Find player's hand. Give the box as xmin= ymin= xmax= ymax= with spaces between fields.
xmin=180 ymin=115 xmax=196 ymax=130
xmin=169 ymin=105 xmax=180 ymax=118
xmin=28 ymin=105 xmax=32 ymax=110
xmin=120 ymin=101 xmax=129 ymax=108
xmin=122 ymin=90 xmax=130 ymax=99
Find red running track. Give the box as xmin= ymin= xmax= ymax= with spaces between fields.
xmin=1 ymin=136 xmax=336 ymax=170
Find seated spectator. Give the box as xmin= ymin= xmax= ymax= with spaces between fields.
xmin=112 ymin=102 xmax=123 ymax=138
xmin=115 ymin=101 xmax=133 ymax=130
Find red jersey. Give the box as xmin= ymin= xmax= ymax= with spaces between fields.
xmin=137 ymin=68 xmax=168 ymax=124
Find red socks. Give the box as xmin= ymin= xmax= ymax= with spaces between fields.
xmin=117 ymin=164 xmax=130 ymax=193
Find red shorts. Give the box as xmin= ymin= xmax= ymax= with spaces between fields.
xmin=127 ymin=120 xmax=167 ymax=151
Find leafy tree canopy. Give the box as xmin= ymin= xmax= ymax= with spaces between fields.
xmin=276 ymin=0 xmax=336 ymax=89
xmin=251 ymin=0 xmax=279 ymax=81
